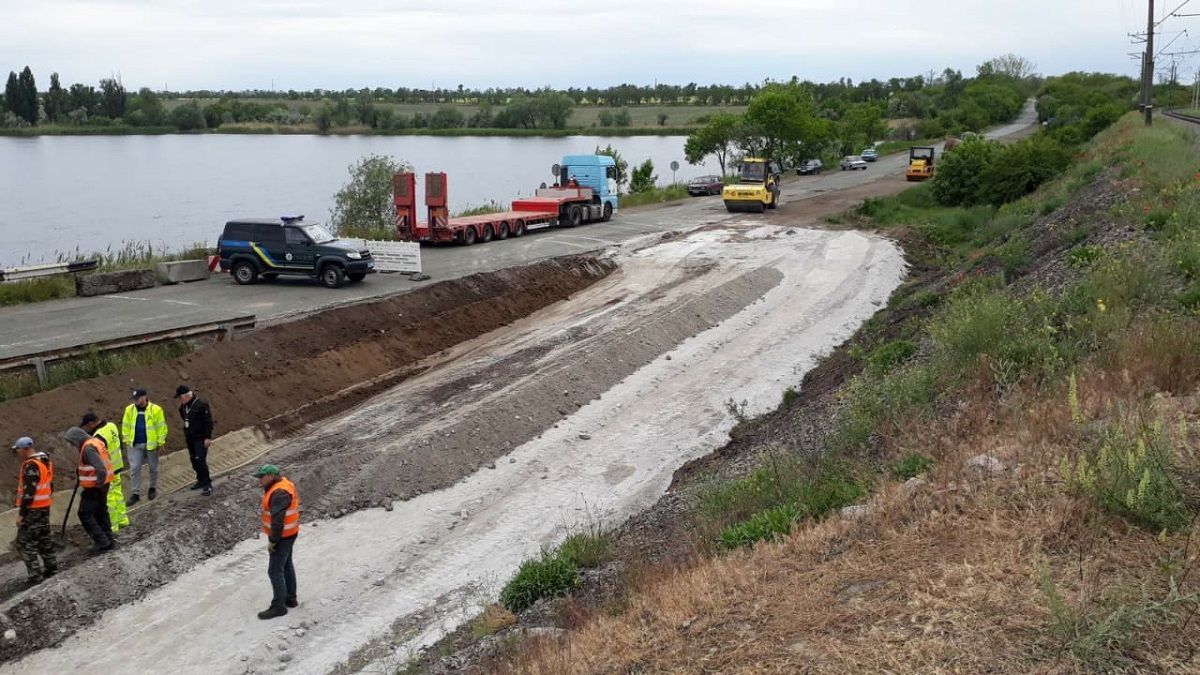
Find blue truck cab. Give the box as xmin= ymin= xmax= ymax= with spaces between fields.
xmin=557 ymin=155 xmax=620 ymax=215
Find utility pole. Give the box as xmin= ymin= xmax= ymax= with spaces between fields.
xmin=1144 ymin=0 xmax=1156 ymax=126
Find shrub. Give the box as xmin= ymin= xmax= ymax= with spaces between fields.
xmin=499 ymin=551 xmax=579 ymax=613
xmin=932 ymin=136 xmax=1003 ymax=206
xmin=1068 ymin=246 xmax=1102 ymax=268
xmin=890 ymin=453 xmax=934 ymax=480
xmin=718 ymin=504 xmax=799 ymax=549
xmin=977 ymin=136 xmax=1073 ymax=205
xmin=834 ymin=364 xmax=938 ymax=450
xmin=713 ymin=466 xmax=864 ymax=550
xmin=867 ymin=340 xmax=917 ymax=375
xmin=329 ymin=154 xmax=411 ymax=239
xmin=628 ymin=159 xmax=657 ymax=194
xmin=557 ymin=531 xmax=613 ymax=569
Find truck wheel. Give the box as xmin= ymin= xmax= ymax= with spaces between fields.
xmin=513 ymin=220 xmax=526 ymax=237
xmin=768 ymin=193 xmax=778 ymax=210
xmin=498 ymin=223 xmax=510 ymax=240
xmin=481 ymin=225 xmax=494 ymax=243
xmin=321 ymin=264 xmax=346 ymax=289
xmin=756 ymin=202 xmax=766 ymax=214
xmin=232 ymin=261 xmax=258 ymax=285
xmin=602 ymin=203 xmax=613 ymax=221
xmin=569 ymin=205 xmax=583 ymax=227
xmin=461 ymin=227 xmax=476 ymax=245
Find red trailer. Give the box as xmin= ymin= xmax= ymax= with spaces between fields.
xmin=393 ymin=172 xmax=611 ymax=245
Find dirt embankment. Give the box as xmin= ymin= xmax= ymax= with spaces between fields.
xmin=0 ymin=257 xmax=614 ymax=496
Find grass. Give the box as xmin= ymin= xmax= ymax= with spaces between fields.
xmin=619 ymin=184 xmax=690 ymax=208
xmin=498 ymin=526 xmax=614 ymax=613
xmin=889 ymin=452 xmax=934 ymax=480
xmin=0 ymin=341 xmax=193 ymax=403
xmin=0 ymin=276 xmax=76 ymax=306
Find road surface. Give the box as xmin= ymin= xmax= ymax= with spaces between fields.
xmin=0 ymin=102 xmax=1035 ymax=363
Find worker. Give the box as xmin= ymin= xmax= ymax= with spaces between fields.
xmin=81 ymin=412 xmax=129 ymax=532
xmin=12 ymin=437 xmax=57 ymax=585
xmin=64 ymin=426 xmax=115 ymax=552
xmin=175 ymin=385 xmax=214 ymax=496
xmin=122 ymin=388 xmax=168 ymax=506
xmin=567 ymin=175 xmax=579 ymax=188
xmin=255 ymin=464 xmax=299 ymax=620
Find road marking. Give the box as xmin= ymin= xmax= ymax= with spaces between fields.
xmin=105 ymin=295 xmax=150 ymax=302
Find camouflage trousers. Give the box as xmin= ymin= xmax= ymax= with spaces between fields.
xmin=17 ymin=509 xmax=57 ymax=579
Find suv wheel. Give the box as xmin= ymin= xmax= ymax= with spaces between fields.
xmin=321 ymin=264 xmax=346 ymax=289
xmin=232 ymin=261 xmax=258 ymax=285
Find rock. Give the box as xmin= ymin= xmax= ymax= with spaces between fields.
xmin=374 ymin=579 xmax=386 ymax=587
xmin=509 ymin=458 xmax=517 ymax=464
xmin=522 ymin=627 xmax=567 ymax=640
xmin=578 ymin=433 xmax=591 ymax=440
xmin=294 ymin=629 xmax=306 ymax=638
xmin=840 ymin=504 xmax=872 ymax=519
xmin=383 ymin=502 xmax=394 ymax=512
xmin=964 ymin=454 xmax=1006 ymax=474
xmin=409 ymin=273 xmax=431 ymax=281
xmin=487 ymin=462 xmax=496 ymax=470
xmin=3 ymin=629 xmax=15 ymax=641
xmin=903 ymin=477 xmax=928 ymax=493
xmin=665 ymin=354 xmax=672 ymax=361
xmin=75 ymin=269 xmax=157 ymax=297
xmin=278 ymin=653 xmax=293 ymax=663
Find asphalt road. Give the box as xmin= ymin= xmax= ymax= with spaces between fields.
xmin=0 ymin=105 xmax=1037 ymax=362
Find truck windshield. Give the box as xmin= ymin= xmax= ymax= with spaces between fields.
xmin=300 ymin=224 xmax=336 ymax=243
xmin=739 ymin=162 xmax=766 ymax=182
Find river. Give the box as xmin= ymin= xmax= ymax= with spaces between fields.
xmin=0 ymin=134 xmax=708 ymax=267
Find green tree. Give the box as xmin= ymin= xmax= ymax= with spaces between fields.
xmin=836 ymin=103 xmax=887 ymax=155
xmin=684 ymin=112 xmax=740 ymax=175
xmin=741 ymin=84 xmax=830 ymax=163
xmin=4 ymin=72 xmax=21 ymax=123
xmin=17 ymin=67 xmax=37 ymax=124
xmin=354 ymin=89 xmax=375 ymax=126
xmin=931 ymin=136 xmax=1003 ymax=206
xmin=628 ymin=159 xmax=657 ymax=194
xmin=533 ymin=91 xmax=573 ymax=129
xmin=657 ymin=112 xmax=668 ymax=126
xmin=169 ymin=101 xmax=206 ymax=130
xmin=598 ymin=110 xmax=614 ymax=127
xmin=315 ymin=103 xmax=335 ymax=133
xmin=67 ymin=83 xmax=97 ymax=115
xmin=128 ymin=88 xmax=166 ymax=126
xmin=329 ymin=154 xmax=412 ymax=239
xmin=613 ymin=109 xmax=631 ymax=126
xmin=430 ymin=106 xmax=465 ymax=129
xmin=503 ymin=95 xmax=538 ymax=129
xmin=44 ymin=73 xmax=66 ymax=123
xmin=98 ymin=77 xmax=127 ymax=119
xmin=977 ymin=136 xmax=1071 ymax=205
xmin=595 ymin=144 xmax=628 ymax=192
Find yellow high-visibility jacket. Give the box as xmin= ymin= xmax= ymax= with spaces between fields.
xmin=121 ymin=403 xmax=168 ymax=452
xmin=95 ymin=421 xmax=124 ymax=472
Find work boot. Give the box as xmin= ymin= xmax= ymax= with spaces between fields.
xmin=202 ymin=486 xmax=212 ymax=496
xmin=127 ymin=494 xmax=141 ymax=506
xmin=148 ymin=487 xmax=158 ymax=500
xmin=24 ymin=575 xmax=42 ymax=588
xmin=285 ymin=597 xmax=298 ymax=608
xmin=189 ymin=482 xmax=202 ymax=491
xmin=257 ymin=605 xmax=288 ymax=620
xmin=42 ymin=567 xmax=57 ymax=579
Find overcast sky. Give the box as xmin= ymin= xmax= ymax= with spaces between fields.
xmin=0 ymin=1 xmax=1173 ymax=91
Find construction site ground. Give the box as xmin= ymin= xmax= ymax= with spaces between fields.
xmin=0 ymin=109 xmax=1036 ymax=674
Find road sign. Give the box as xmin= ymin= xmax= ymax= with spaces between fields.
xmin=670 ymin=160 xmax=680 ymax=184
xmin=360 ymin=240 xmax=422 ymax=273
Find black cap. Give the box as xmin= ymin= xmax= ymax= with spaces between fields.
xmin=174 ymin=385 xmax=191 ymax=399
xmin=80 ymin=412 xmax=99 ymax=427
xmin=131 ymin=388 xmax=147 ymax=400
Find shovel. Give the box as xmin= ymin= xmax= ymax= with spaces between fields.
xmin=56 ymin=478 xmax=80 ymax=549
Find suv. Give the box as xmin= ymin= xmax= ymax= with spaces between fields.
xmin=796 ymin=159 xmax=823 ymax=175
xmin=217 ymin=216 xmax=375 ymax=288
xmin=861 ymin=148 xmax=879 ymax=162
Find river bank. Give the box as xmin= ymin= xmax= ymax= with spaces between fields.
xmin=0 ymin=124 xmax=700 ymax=138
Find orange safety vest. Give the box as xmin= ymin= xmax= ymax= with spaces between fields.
xmin=78 ymin=437 xmax=114 ymax=488
xmin=261 ymin=477 xmax=300 ymax=539
xmin=15 ymin=456 xmax=53 ymax=510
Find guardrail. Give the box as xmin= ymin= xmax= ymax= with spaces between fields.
xmin=0 ymin=315 xmax=256 ymax=385
xmin=0 ymin=260 xmax=98 ymax=283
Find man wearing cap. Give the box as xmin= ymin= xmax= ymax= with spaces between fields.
xmin=122 ymin=388 xmax=168 ymax=506
xmin=82 ymin=413 xmax=129 ymax=532
xmin=64 ymin=425 xmax=115 ymax=552
xmin=175 ymin=385 xmax=214 ymax=497
xmin=12 ymin=437 xmax=57 ymax=585
xmin=255 ymin=464 xmax=299 ymax=620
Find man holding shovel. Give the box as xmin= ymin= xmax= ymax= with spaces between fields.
xmin=82 ymin=413 xmax=129 ymax=532
xmin=12 ymin=437 xmax=57 ymax=585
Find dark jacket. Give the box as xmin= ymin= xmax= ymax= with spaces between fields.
xmin=180 ymin=396 xmax=214 ymax=442
xmin=268 ymin=486 xmax=293 ymax=543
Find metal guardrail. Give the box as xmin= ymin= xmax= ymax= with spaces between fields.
xmin=0 ymin=260 xmax=98 ymax=283
xmin=0 ymin=315 xmax=256 ymax=385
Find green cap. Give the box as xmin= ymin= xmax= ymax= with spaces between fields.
xmin=254 ymin=464 xmax=281 ymax=477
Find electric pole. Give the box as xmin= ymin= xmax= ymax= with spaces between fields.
xmin=1144 ymin=0 xmax=1156 ymax=126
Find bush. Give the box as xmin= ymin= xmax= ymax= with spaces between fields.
xmin=834 ymin=364 xmax=938 ymax=450
xmin=557 ymin=531 xmax=613 ymax=569
xmin=977 ymin=136 xmax=1073 ymax=205
xmin=712 ymin=465 xmax=864 ymax=550
xmin=932 ymin=137 xmax=1003 ymax=206
xmin=329 ymin=154 xmax=411 ymax=239
xmin=867 ymin=339 xmax=917 ymax=375
xmin=628 ymin=159 xmax=657 ymax=194
xmin=890 ymin=453 xmax=934 ymax=480
xmin=430 ymin=106 xmax=465 ymax=129
xmin=169 ymin=102 xmax=206 ymax=131
xmin=499 ymin=551 xmax=579 ymax=613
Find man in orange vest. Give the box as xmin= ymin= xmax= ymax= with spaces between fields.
xmin=12 ymin=437 xmax=57 ymax=585
xmin=64 ymin=426 xmax=115 ymax=553
xmin=255 ymin=464 xmax=299 ymax=620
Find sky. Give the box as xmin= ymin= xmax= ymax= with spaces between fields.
xmin=0 ymin=0 xmax=1180 ymax=92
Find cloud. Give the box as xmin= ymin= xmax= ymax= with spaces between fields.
xmin=0 ymin=0 xmax=1140 ymax=90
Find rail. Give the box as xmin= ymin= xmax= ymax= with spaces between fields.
xmin=0 ymin=260 xmax=98 ymax=283
xmin=0 ymin=315 xmax=256 ymax=384
xmin=1162 ymin=108 xmax=1200 ymax=124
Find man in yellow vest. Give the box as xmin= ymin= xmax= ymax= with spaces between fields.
xmin=122 ymin=388 xmax=168 ymax=506
xmin=64 ymin=426 xmax=115 ymax=553
xmin=256 ymin=464 xmax=299 ymax=620
xmin=12 ymin=436 xmax=57 ymax=585
xmin=82 ymin=412 xmax=129 ymax=532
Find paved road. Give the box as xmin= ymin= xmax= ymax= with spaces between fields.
xmin=0 ymin=104 xmax=1037 ymax=362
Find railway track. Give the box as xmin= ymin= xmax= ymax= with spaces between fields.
xmin=1162 ymin=107 xmax=1200 ymax=124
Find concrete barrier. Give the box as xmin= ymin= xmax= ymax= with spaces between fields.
xmin=75 ymin=269 xmax=157 ymax=297
xmin=157 ymin=259 xmax=211 ymax=285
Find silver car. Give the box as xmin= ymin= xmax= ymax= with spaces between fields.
xmin=840 ymin=155 xmax=868 ymax=171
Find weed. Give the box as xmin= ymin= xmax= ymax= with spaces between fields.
xmin=724 ymin=398 xmax=749 ymax=426
xmin=499 ymin=550 xmax=579 ymax=613
xmin=0 ymin=277 xmax=75 ymax=306
xmin=889 ymin=453 xmax=934 ymax=480
xmin=1064 ymin=225 xmax=1090 ymax=245
xmin=469 ymin=604 xmax=517 ymax=639
xmin=900 ymin=289 xmax=943 ymax=310
xmin=1144 ymin=208 xmax=1174 ymax=232
xmin=781 ymin=387 xmax=800 ymax=406
xmin=993 ymin=235 xmax=1032 ymax=281
xmin=455 ymin=201 xmax=507 ymax=217
xmin=718 ymin=504 xmax=799 ymax=549
xmin=1068 ymin=246 xmax=1102 ymax=268
xmin=619 ymin=184 xmax=689 ymax=208
xmin=558 ymin=531 xmax=613 ymax=570
xmin=866 ymin=339 xmax=917 ymax=375
xmin=0 ymin=341 xmax=193 ymax=403
xmin=833 ymin=364 xmax=938 ymax=451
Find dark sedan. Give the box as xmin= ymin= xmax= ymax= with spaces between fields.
xmin=687 ymin=175 xmax=725 ymax=196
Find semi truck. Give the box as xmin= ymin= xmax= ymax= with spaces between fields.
xmin=394 ymin=155 xmax=620 ymax=245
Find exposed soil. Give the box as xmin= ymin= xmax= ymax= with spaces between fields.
xmin=0 ymin=256 xmax=614 ymax=497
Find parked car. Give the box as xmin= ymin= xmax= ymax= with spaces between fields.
xmin=796 ymin=159 xmax=824 ymax=175
xmin=217 ymin=215 xmax=375 ymax=289
xmin=687 ymin=175 xmax=725 ymax=196
xmin=840 ymin=156 xmax=868 ymax=171
xmin=861 ymin=148 xmax=879 ymax=162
